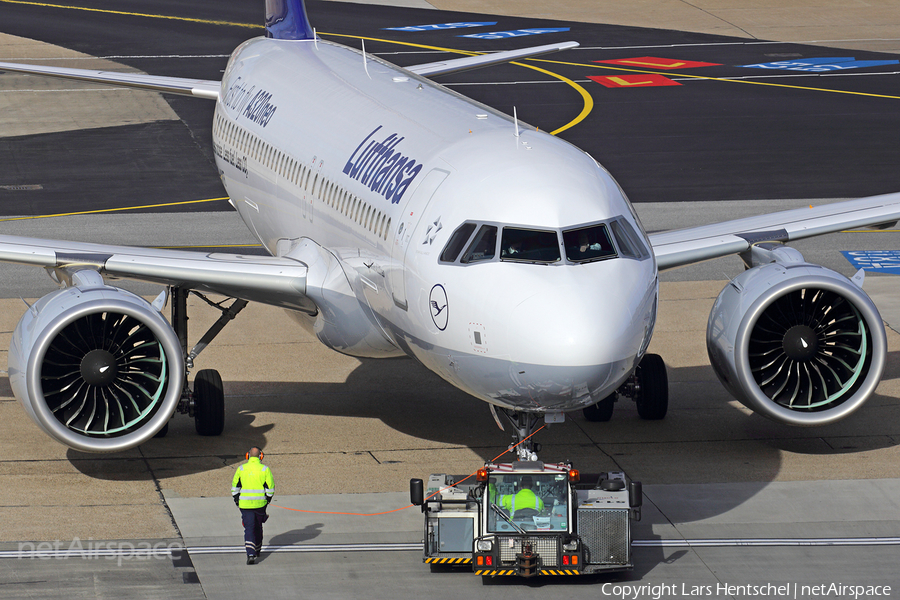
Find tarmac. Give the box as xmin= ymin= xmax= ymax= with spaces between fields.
xmin=0 ymin=0 xmax=899 ymax=597
xmin=350 ymin=0 xmax=900 ymax=55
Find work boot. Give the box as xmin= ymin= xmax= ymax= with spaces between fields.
xmin=247 ymin=555 xmax=256 ymax=565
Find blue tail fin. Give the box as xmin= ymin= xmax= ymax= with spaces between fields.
xmin=266 ymin=0 xmax=315 ymax=40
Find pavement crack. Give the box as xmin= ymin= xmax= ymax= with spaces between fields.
xmin=677 ymin=0 xmax=757 ymax=39
xmin=137 ymin=445 xmax=183 ymax=539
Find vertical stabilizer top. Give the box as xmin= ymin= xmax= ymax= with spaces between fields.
xmin=266 ymin=0 xmax=315 ymax=40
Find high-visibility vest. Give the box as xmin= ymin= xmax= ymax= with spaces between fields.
xmin=231 ymin=457 xmax=275 ymax=509
xmin=502 ymin=489 xmax=544 ymax=514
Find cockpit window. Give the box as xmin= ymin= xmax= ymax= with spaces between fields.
xmin=500 ymin=228 xmax=561 ymax=263
xmin=460 ymin=225 xmax=497 ymax=264
xmin=609 ymin=218 xmax=650 ymax=260
xmin=563 ymin=225 xmax=616 ymax=263
xmin=440 ymin=222 xmax=477 ymax=263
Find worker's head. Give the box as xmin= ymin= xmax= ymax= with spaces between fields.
xmin=247 ymin=446 xmax=263 ymax=460
xmin=520 ymin=476 xmax=533 ymax=490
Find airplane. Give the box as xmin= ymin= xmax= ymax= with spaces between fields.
xmin=0 ymin=0 xmax=898 ymax=459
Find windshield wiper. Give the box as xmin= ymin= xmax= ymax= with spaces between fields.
xmin=490 ymin=503 xmax=526 ymax=534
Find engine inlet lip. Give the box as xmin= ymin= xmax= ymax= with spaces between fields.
xmin=734 ymin=274 xmax=886 ymax=426
xmin=25 ymin=293 xmax=184 ymax=453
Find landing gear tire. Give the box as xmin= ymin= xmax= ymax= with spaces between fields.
xmin=635 ymin=353 xmax=668 ymax=420
xmin=583 ymin=393 xmax=615 ymax=422
xmin=194 ymin=369 xmax=225 ymax=436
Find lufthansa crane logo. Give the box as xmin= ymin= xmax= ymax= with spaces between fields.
xmin=429 ymin=284 xmax=448 ymax=331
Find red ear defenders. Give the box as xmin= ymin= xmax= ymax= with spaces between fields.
xmin=245 ymin=450 xmax=264 ymax=460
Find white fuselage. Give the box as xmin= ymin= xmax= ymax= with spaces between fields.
xmin=212 ymin=37 xmax=659 ymax=412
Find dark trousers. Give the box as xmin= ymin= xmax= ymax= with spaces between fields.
xmin=240 ymin=507 xmax=268 ymax=556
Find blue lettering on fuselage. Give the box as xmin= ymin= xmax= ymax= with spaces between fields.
xmin=223 ymin=76 xmax=278 ymax=127
xmin=242 ymin=89 xmax=277 ymax=127
xmin=343 ymin=126 xmax=423 ymax=204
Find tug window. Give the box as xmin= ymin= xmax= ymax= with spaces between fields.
xmin=440 ymin=223 xmax=477 ymax=262
xmin=461 ymin=225 xmax=497 ymax=264
xmin=500 ymin=228 xmax=560 ymax=263
xmin=563 ymin=225 xmax=617 ymax=263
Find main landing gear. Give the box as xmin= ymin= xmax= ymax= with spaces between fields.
xmin=155 ymin=287 xmax=247 ymax=438
xmin=582 ymin=353 xmax=669 ymax=423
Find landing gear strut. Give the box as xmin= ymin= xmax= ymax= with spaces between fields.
xmin=161 ymin=287 xmax=247 ymax=437
xmin=495 ymin=408 xmax=543 ymax=462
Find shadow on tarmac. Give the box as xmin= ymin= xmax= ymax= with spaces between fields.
xmin=53 ymin=346 xmax=900 ymax=535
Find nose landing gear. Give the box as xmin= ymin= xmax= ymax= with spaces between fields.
xmin=493 ymin=408 xmax=543 ymax=461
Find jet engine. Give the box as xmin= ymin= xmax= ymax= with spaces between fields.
xmin=707 ymin=250 xmax=886 ymax=426
xmin=9 ymin=272 xmax=184 ymax=452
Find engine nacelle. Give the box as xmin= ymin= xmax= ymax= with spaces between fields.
xmin=707 ymin=262 xmax=886 ymax=426
xmin=9 ymin=277 xmax=184 ymax=452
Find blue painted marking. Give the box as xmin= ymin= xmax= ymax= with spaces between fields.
xmin=740 ymin=57 xmax=899 ymax=72
xmin=842 ymin=251 xmax=900 ymax=274
xmin=460 ymin=27 xmax=570 ymax=40
xmin=385 ymin=22 xmax=496 ymax=32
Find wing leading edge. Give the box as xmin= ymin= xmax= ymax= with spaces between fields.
xmin=0 ymin=235 xmax=313 ymax=312
xmin=405 ymin=41 xmax=580 ymax=77
xmin=650 ymin=192 xmax=900 ymax=270
xmin=0 ymin=62 xmax=220 ymax=100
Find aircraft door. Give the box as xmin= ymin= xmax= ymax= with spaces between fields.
xmin=390 ymin=169 xmax=448 ymax=310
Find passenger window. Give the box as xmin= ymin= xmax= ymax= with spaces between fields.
xmin=461 ymin=225 xmax=497 ymax=264
xmin=563 ymin=225 xmax=617 ymax=263
xmin=440 ymin=223 xmax=477 ymax=262
xmin=609 ymin=219 xmax=649 ymax=259
xmin=500 ymin=228 xmax=560 ymax=263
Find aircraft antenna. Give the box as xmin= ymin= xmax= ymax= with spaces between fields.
xmin=362 ymin=39 xmax=370 ymax=78
xmin=513 ymin=106 xmax=520 ymax=137
xmin=313 ymin=28 xmax=318 ymax=50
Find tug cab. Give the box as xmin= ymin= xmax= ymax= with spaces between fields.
xmin=411 ymin=460 xmax=641 ymax=577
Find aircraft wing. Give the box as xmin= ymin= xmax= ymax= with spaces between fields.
xmin=0 ymin=62 xmax=220 ymax=100
xmin=0 ymin=235 xmax=314 ymax=311
xmin=405 ymin=41 xmax=579 ymax=77
xmin=650 ymin=192 xmax=900 ymax=271
xmin=0 ymin=41 xmax=582 ymax=95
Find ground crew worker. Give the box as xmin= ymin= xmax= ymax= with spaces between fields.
xmin=232 ymin=446 xmax=275 ymax=564
xmin=502 ymin=476 xmax=544 ymax=516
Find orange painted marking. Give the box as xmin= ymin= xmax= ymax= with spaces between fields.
xmin=588 ymin=74 xmax=681 ymax=88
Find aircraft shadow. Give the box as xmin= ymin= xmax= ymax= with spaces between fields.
xmin=53 ymin=347 xmax=899 ymax=539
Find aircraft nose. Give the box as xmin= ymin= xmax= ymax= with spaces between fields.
xmin=494 ymin=283 xmax=647 ymax=410
xmin=508 ymin=284 xmax=639 ymax=368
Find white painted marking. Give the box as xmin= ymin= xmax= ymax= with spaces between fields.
xmin=3 ymin=537 xmax=899 ymax=560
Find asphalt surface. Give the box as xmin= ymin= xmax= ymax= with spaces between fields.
xmin=2 ymin=0 xmax=900 ymax=211
xmin=0 ymin=1 xmax=899 ymax=599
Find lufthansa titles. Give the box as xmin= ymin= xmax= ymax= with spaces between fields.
xmin=343 ymin=126 xmax=422 ymax=205
xmin=223 ymin=77 xmax=278 ymax=128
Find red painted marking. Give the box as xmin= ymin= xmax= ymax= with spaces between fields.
xmin=595 ymin=57 xmax=721 ymax=69
xmin=588 ymin=74 xmax=681 ymax=88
